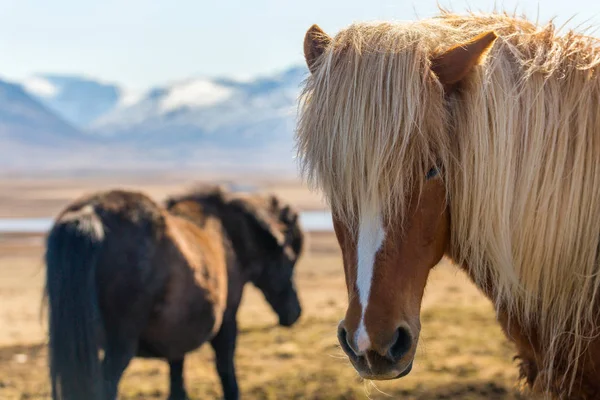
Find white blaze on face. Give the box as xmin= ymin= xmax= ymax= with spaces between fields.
xmin=355 ymin=209 xmax=385 ymax=353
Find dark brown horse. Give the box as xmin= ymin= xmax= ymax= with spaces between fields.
xmin=45 ymin=186 xmax=303 ymax=400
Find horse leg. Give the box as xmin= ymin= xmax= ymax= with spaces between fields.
xmin=210 ymin=318 xmax=239 ymax=400
xmin=101 ymin=338 xmax=137 ymax=400
xmin=168 ymin=358 xmax=188 ymax=400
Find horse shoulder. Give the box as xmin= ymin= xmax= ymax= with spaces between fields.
xmin=164 ymin=217 xmax=227 ymax=310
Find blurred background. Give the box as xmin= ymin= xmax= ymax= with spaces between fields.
xmin=1 ymin=1 xmax=599 ymax=399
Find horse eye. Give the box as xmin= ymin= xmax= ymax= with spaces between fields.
xmin=426 ymin=167 xmax=439 ymax=180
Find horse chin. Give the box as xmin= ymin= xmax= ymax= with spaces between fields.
xmin=277 ymin=302 xmax=302 ymax=327
xmin=353 ymin=359 xmax=414 ymax=381
xmin=278 ymin=315 xmax=298 ymax=327
xmin=395 ymin=361 xmax=413 ymax=378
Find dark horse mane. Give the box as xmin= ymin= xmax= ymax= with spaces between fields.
xmin=165 ymin=184 xmax=303 ymax=257
xmin=164 ymin=184 xmax=229 ymax=209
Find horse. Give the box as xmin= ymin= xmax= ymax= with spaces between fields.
xmin=297 ymin=11 xmax=600 ymax=399
xmin=45 ymin=186 xmax=304 ymax=400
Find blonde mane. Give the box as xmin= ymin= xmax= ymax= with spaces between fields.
xmin=296 ymin=11 xmax=600 ymax=394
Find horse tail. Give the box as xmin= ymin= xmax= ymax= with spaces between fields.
xmin=45 ymin=205 xmax=105 ymax=400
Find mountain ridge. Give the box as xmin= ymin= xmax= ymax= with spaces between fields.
xmin=4 ymin=66 xmax=307 ymax=172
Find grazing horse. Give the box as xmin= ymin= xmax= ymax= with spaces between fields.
xmin=297 ymin=11 xmax=600 ymax=399
xmin=45 ymin=186 xmax=303 ymax=400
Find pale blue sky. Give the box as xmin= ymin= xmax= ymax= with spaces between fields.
xmin=1 ymin=0 xmax=599 ymax=89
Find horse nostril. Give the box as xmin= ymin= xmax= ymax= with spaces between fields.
xmin=337 ymin=323 xmax=358 ymax=358
xmin=388 ymin=326 xmax=412 ymax=362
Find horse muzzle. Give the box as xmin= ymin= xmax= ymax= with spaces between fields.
xmin=337 ymin=321 xmax=416 ymax=380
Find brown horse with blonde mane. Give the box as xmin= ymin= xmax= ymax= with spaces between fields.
xmin=45 ymin=186 xmax=303 ymax=400
xmin=298 ymin=11 xmax=600 ymax=399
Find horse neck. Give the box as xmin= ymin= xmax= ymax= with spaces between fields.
xmin=224 ymin=236 xmax=261 ymax=286
xmin=221 ymin=240 xmax=247 ymax=313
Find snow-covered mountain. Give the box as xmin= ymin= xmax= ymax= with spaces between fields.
xmin=22 ymin=75 xmax=142 ymax=127
xmin=90 ymin=67 xmax=307 ymax=150
xmin=8 ymin=66 xmax=308 ymax=172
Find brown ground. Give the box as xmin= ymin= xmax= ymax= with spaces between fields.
xmin=0 ymin=175 xmax=529 ymax=399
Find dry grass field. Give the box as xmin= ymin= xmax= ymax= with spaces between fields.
xmin=0 ymin=175 xmax=531 ymax=399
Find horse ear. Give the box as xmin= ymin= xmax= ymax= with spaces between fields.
xmin=304 ymin=24 xmax=332 ymax=74
xmin=280 ymin=205 xmax=298 ymax=225
xmin=430 ymin=31 xmax=497 ymax=89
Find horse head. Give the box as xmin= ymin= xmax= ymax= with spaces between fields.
xmin=226 ymin=193 xmax=304 ymax=327
xmin=299 ymin=24 xmax=496 ymax=379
